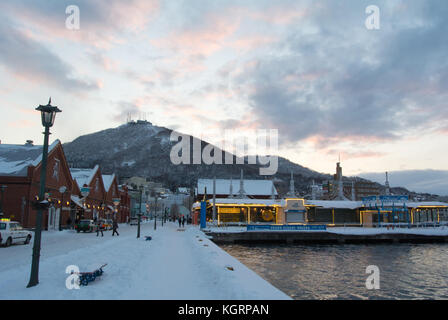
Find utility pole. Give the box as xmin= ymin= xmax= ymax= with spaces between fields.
xmin=154 ymin=195 xmax=158 ymax=230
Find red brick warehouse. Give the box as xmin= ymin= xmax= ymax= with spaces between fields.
xmin=0 ymin=140 xmax=74 ymax=229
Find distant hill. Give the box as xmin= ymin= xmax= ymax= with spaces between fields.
xmin=62 ymin=121 xmax=331 ymax=195
xmin=63 ymin=121 xmax=444 ymax=200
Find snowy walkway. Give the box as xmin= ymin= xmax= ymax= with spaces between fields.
xmin=0 ymin=222 xmax=291 ymax=300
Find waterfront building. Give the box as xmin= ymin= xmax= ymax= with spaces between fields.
xmin=192 ymin=197 xmax=448 ymax=227
xmin=196 ymin=178 xmax=278 ymax=200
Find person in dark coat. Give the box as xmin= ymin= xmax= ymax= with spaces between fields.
xmin=181 ymin=216 xmax=185 ymax=227
xmin=96 ymin=220 xmax=104 ymax=237
xmin=112 ymin=220 xmax=119 ymax=236
xmin=178 ymin=216 xmax=182 ymax=228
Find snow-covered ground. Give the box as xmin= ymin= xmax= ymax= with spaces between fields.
xmin=0 ymin=222 xmax=291 ymax=300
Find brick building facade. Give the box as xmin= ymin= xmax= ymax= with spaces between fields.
xmin=0 ymin=140 xmax=130 ymax=228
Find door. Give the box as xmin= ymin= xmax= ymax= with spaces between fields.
xmin=287 ymin=212 xmax=305 ymax=223
xmin=48 ymin=207 xmax=56 ymax=230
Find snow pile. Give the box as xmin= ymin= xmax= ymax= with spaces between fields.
xmin=0 ymin=223 xmax=290 ymax=300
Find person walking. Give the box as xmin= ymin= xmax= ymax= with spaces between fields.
xmin=112 ymin=219 xmax=119 ymax=236
xmin=178 ymin=216 xmax=182 ymax=228
xmin=182 ymin=215 xmax=185 ymax=228
xmin=96 ymin=220 xmax=104 ymax=237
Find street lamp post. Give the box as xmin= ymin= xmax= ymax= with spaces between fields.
xmin=162 ymin=203 xmax=165 ymax=227
xmin=112 ymin=198 xmax=120 ymax=221
xmin=154 ymin=194 xmax=161 ymax=231
xmin=137 ymin=186 xmax=143 ymax=239
xmin=59 ymin=186 xmax=67 ymax=231
xmin=154 ymin=196 xmax=157 ymax=230
xmin=27 ymin=98 xmax=61 ymax=288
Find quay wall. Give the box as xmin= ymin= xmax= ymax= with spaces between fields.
xmin=207 ymin=231 xmax=448 ymax=244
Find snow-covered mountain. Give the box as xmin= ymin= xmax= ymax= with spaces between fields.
xmin=62 ymin=120 xmax=330 ymax=194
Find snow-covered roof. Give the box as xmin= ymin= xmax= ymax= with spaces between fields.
xmin=197 ymin=179 xmax=277 ymax=196
xmin=402 ymin=201 xmax=447 ymax=208
xmin=307 ymin=200 xmax=362 ymax=209
xmin=70 ymin=195 xmax=84 ymax=208
xmin=102 ymin=174 xmax=116 ymax=192
xmin=0 ymin=140 xmax=60 ymax=176
xmin=70 ymin=165 xmax=99 ymax=188
xmin=193 ymin=198 xmax=285 ymax=209
xmin=177 ymin=187 xmax=189 ymax=193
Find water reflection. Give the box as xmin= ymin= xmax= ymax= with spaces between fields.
xmin=220 ymin=243 xmax=448 ymax=299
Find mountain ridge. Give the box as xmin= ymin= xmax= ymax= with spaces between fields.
xmin=62 ymin=121 xmax=331 ymax=194
xmin=62 ymin=120 xmax=440 ymax=200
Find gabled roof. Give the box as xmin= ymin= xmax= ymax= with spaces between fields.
xmin=0 ymin=140 xmax=60 ymax=176
xmin=197 ymin=178 xmax=278 ymax=196
xmin=102 ymin=174 xmax=116 ymax=192
xmin=70 ymin=164 xmax=100 ymax=188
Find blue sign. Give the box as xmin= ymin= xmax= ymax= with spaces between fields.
xmin=200 ymin=201 xmax=207 ymax=229
xmin=379 ymin=195 xmax=408 ymax=202
xmin=362 ymin=196 xmax=377 ymax=203
xmin=247 ymin=224 xmax=327 ymax=231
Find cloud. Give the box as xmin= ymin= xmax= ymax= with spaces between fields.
xmin=151 ymin=11 xmax=240 ymax=57
xmin=359 ymin=170 xmax=448 ymax=196
xmin=88 ymin=52 xmax=119 ymax=71
xmin=1 ymin=0 xmax=160 ymax=49
xmin=225 ymin=1 xmax=448 ymax=149
xmin=8 ymin=120 xmax=35 ymax=129
xmin=0 ymin=17 xmax=99 ymax=91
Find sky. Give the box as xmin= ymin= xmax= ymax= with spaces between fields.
xmin=0 ymin=1 xmax=447 ymax=194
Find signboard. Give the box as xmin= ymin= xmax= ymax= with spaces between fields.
xmin=379 ymin=195 xmax=408 ymax=203
xmin=362 ymin=196 xmax=379 ymax=208
xmin=363 ymin=195 xmax=408 ymax=209
xmin=218 ymin=207 xmax=240 ymax=214
xmin=81 ymin=187 xmax=90 ymax=197
xmin=362 ymin=196 xmax=377 ymax=202
xmin=247 ymin=224 xmax=326 ymax=231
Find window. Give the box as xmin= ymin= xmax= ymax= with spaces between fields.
xmin=0 ymin=223 xmax=6 ymax=230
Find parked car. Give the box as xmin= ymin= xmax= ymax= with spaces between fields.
xmin=0 ymin=219 xmax=33 ymax=247
xmin=75 ymin=219 xmax=96 ymax=233
xmin=129 ymin=218 xmax=139 ymax=225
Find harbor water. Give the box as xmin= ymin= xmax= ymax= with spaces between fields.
xmin=220 ymin=243 xmax=448 ymax=299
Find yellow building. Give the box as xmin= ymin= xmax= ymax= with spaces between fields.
xmin=192 ymin=198 xmax=448 ymax=227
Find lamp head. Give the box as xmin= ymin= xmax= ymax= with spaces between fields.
xmin=35 ymin=97 xmax=62 ymax=127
